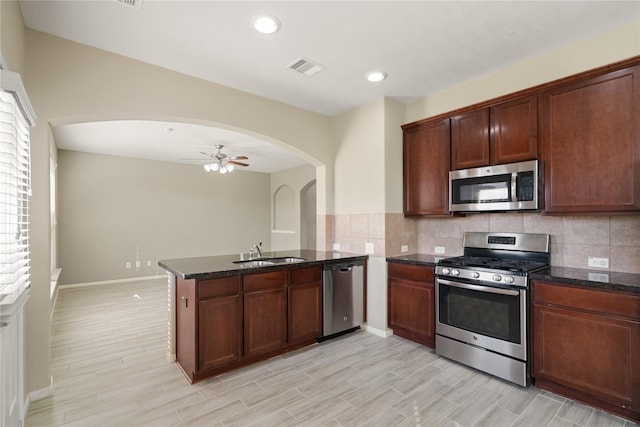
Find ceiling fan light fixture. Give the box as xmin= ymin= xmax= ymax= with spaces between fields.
xmin=366 ymin=70 xmax=388 ymax=82
xmin=226 ymin=164 xmax=234 ymax=172
xmin=253 ymin=15 xmax=280 ymax=34
xmin=211 ymin=162 xmax=220 ymax=172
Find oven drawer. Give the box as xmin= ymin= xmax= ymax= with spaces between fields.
xmin=388 ymin=263 xmax=434 ymax=283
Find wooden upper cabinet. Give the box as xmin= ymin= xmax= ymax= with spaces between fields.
xmin=451 ymin=108 xmax=490 ymax=169
xmin=541 ymin=65 xmax=640 ymax=213
xmin=490 ymin=95 xmax=538 ymax=164
xmin=451 ymin=95 xmax=538 ymax=170
xmin=403 ymin=118 xmax=451 ymax=216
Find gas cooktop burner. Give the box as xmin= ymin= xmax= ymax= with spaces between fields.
xmin=438 ymin=255 xmax=548 ymax=274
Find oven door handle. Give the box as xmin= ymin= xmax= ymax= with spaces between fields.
xmin=437 ymin=278 xmax=520 ymax=296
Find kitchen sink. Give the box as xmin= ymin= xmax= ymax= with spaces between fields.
xmin=236 ymin=260 xmax=275 ymax=267
xmin=270 ymin=257 xmax=306 ymax=264
xmin=233 ymin=257 xmax=306 ymax=266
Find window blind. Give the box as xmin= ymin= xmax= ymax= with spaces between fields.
xmin=0 ymin=90 xmax=31 ymax=306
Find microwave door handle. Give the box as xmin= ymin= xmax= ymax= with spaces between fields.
xmin=511 ymin=173 xmax=518 ymax=202
xmin=438 ymin=278 xmax=520 ymax=296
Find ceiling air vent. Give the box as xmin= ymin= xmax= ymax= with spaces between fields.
xmin=113 ymin=0 xmax=143 ymax=10
xmin=287 ymin=57 xmax=324 ymax=76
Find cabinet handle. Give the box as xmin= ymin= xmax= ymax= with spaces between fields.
xmin=182 ymin=296 xmax=188 ymax=308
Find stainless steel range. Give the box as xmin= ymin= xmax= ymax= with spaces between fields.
xmin=435 ymin=232 xmax=550 ymax=387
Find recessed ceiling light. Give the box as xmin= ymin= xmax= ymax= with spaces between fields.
xmin=253 ymin=15 xmax=281 ymax=34
xmin=366 ymin=71 xmax=388 ymax=82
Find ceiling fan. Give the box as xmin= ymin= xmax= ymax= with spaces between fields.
xmin=188 ymin=144 xmax=249 ymax=174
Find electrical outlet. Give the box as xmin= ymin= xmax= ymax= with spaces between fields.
xmin=401 ymin=245 xmax=409 ymax=253
xmin=146 ymin=260 xmax=152 ymax=267
xmin=435 ymin=246 xmax=445 ymax=254
xmin=588 ymin=256 xmax=609 ymax=269
xmin=125 ymin=262 xmax=131 ymax=269
xmin=333 ymin=243 xmax=340 ymax=251
xmin=135 ymin=261 xmax=141 ymax=268
xmin=365 ymin=243 xmax=374 ymax=254
xmin=588 ymin=272 xmax=610 ymax=282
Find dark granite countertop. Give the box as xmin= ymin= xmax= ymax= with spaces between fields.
xmin=386 ymin=253 xmax=447 ymax=267
xmin=531 ymin=267 xmax=640 ymax=296
xmin=158 ymin=249 xmax=367 ymax=280
xmin=386 ymin=254 xmax=640 ymax=296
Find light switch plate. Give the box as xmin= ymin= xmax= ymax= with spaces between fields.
xmin=365 ymin=243 xmax=374 ymax=254
xmin=401 ymin=245 xmax=409 ymax=253
xmin=332 ymin=243 xmax=340 ymax=251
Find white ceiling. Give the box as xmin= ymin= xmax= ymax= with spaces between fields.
xmin=19 ymin=0 xmax=640 ymax=172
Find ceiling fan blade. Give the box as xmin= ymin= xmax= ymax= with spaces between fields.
xmin=228 ymin=160 xmax=249 ymax=167
xmin=198 ymin=152 xmax=211 ymax=156
xmin=230 ymin=155 xmax=248 ymax=160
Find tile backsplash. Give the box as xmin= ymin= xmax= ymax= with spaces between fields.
xmin=408 ymin=213 xmax=640 ymax=274
xmin=322 ymin=212 xmax=640 ymax=274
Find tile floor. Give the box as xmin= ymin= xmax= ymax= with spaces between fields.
xmin=26 ymin=278 xmax=639 ymax=426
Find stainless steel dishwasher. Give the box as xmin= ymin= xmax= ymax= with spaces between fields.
xmin=320 ymin=260 xmax=364 ymax=341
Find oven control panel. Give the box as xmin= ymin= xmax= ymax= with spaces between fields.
xmin=435 ymin=266 xmax=527 ymax=287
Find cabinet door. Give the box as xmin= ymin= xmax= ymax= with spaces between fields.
xmin=451 ymin=108 xmax=490 ymax=170
xmin=532 ymin=303 xmax=640 ymax=413
xmin=387 ymin=263 xmax=435 ymax=348
xmin=490 ymin=95 xmax=538 ymax=164
xmin=244 ymin=270 xmax=287 ymax=358
xmin=288 ymin=266 xmax=322 ymax=344
xmin=198 ymin=295 xmax=242 ymax=371
xmin=403 ymin=118 xmax=451 ymax=216
xmin=288 ymin=282 xmax=322 ymax=344
xmin=541 ymin=65 xmax=640 ymax=213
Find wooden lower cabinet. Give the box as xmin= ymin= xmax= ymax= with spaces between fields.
xmin=387 ymin=262 xmax=435 ymax=348
xmin=531 ymin=281 xmax=640 ymax=423
xmin=175 ymin=264 xmax=331 ymax=383
xmin=288 ymin=266 xmax=322 ymax=344
xmin=198 ymin=295 xmax=241 ymax=371
xmin=243 ymin=270 xmax=287 ymax=358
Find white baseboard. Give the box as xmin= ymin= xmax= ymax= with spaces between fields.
xmin=362 ymin=324 xmax=393 ymax=338
xmin=59 ymin=275 xmax=165 ymax=289
xmin=23 ymin=379 xmax=53 ymax=421
xmin=166 ymin=351 xmax=176 ymax=363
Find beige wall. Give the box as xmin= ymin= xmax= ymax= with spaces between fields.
xmin=0 ymin=0 xmax=25 ymax=74
xmin=57 ymin=150 xmax=272 ymax=284
xmin=405 ymin=20 xmax=640 ymax=122
xmin=21 ymin=29 xmax=332 ymax=397
xmin=269 ymin=164 xmax=316 ymax=251
xmin=332 ymin=98 xmax=387 ymax=215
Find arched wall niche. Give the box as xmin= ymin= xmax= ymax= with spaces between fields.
xmin=273 ymin=184 xmax=295 ymax=232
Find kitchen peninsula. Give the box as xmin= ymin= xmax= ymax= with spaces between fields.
xmin=159 ymin=250 xmax=367 ymax=383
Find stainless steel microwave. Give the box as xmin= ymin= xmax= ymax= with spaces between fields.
xmin=449 ymin=160 xmax=539 ymax=212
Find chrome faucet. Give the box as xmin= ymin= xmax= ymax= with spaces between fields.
xmin=250 ymin=241 xmax=263 ymax=259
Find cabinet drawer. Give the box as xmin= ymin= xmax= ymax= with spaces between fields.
xmin=289 ymin=265 xmax=322 ymax=286
xmin=244 ymin=270 xmax=286 ymax=292
xmin=388 ymin=263 xmax=434 ymax=283
xmin=199 ymin=276 xmax=240 ymax=299
xmin=533 ymin=281 xmax=640 ymax=320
